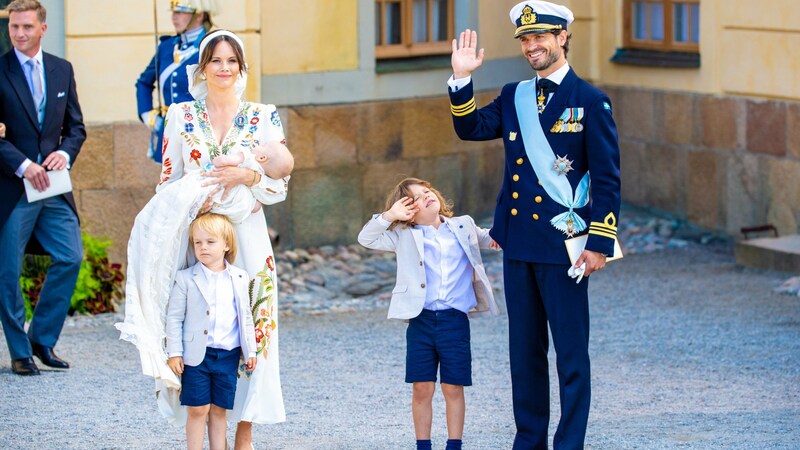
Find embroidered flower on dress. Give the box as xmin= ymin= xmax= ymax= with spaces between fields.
xmin=266 ymin=256 xmax=275 ymax=271
xmin=250 ymin=117 xmax=259 ymax=126
xmin=270 ymin=110 xmax=281 ymax=127
xmin=184 ymin=123 xmax=194 ymax=133
xmin=255 ymin=328 xmax=264 ymax=343
xmin=234 ymin=114 xmax=246 ymax=129
xmin=189 ymin=149 xmax=202 ymax=166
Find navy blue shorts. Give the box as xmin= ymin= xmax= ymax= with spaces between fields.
xmin=180 ymin=347 xmax=241 ymax=409
xmin=406 ymin=308 xmax=472 ymax=386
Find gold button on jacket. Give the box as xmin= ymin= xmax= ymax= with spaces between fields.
xmin=511 ymin=208 xmax=518 ymax=216
xmin=532 ymin=214 xmax=539 ymax=220
xmin=513 ymin=174 xmax=520 ymax=182
xmin=535 ymin=196 xmax=542 ymax=203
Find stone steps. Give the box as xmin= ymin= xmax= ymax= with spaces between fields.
xmin=735 ymin=234 xmax=800 ymax=273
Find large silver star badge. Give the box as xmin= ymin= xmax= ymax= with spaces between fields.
xmin=553 ymin=155 xmax=574 ymax=175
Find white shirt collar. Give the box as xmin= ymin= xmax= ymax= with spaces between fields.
xmin=538 ymin=61 xmax=570 ymax=86
xmin=199 ymin=260 xmax=231 ymax=279
xmin=14 ymin=47 xmax=43 ymax=67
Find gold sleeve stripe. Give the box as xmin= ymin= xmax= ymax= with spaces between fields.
xmin=451 ymin=98 xmax=476 ymax=116
xmin=590 ymin=221 xmax=618 ymax=232
xmin=588 ymin=229 xmax=617 ymax=240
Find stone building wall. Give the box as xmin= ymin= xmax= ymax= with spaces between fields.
xmin=606 ymin=86 xmax=800 ymax=237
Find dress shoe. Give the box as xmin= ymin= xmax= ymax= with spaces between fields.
xmin=12 ymin=357 xmax=41 ymax=376
xmin=30 ymin=341 xmax=70 ymax=369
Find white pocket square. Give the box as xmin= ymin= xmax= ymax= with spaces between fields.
xmin=57 ymin=91 xmax=66 ymax=98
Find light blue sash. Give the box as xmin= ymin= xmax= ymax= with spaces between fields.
xmin=514 ymin=79 xmax=590 ymax=235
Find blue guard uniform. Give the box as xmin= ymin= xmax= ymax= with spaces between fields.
xmin=135 ymin=26 xmax=207 ymax=163
xmin=449 ymin=2 xmax=621 ymax=449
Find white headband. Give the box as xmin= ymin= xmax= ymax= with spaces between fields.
xmin=199 ymin=29 xmax=245 ymax=60
xmin=187 ymin=29 xmax=248 ymax=100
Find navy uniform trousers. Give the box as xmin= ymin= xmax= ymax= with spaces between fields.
xmin=504 ymin=259 xmax=590 ymax=450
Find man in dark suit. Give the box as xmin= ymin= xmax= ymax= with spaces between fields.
xmin=0 ymin=0 xmax=86 ymax=376
xmin=448 ymin=1 xmax=621 ymax=448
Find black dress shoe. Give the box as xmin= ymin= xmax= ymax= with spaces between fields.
xmin=12 ymin=357 xmax=41 ymax=376
xmin=30 ymin=341 xmax=70 ymax=369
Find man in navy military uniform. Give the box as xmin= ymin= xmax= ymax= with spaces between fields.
xmin=135 ymin=0 xmax=215 ymax=163
xmin=448 ymin=1 xmax=621 ymax=448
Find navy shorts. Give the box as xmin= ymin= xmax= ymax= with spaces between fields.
xmin=180 ymin=347 xmax=241 ymax=409
xmin=406 ymin=308 xmax=472 ymax=386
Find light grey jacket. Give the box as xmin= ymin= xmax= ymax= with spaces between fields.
xmin=358 ymin=214 xmax=500 ymax=320
xmin=166 ymin=262 xmax=257 ymax=367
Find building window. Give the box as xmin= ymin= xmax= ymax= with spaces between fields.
xmin=624 ymin=0 xmax=699 ymax=52
xmin=375 ymin=0 xmax=454 ymax=59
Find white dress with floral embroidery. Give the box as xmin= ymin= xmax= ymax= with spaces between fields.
xmin=117 ymin=99 xmax=287 ymax=426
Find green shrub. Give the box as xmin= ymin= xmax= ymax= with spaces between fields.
xmin=20 ymin=232 xmax=125 ymax=320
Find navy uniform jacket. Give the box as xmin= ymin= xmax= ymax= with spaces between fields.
xmin=0 ymin=50 xmax=86 ymax=229
xmin=135 ymin=33 xmax=202 ymax=161
xmin=449 ymin=68 xmax=621 ymax=265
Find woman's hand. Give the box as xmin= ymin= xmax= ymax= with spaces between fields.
xmin=202 ymin=166 xmax=255 ymax=202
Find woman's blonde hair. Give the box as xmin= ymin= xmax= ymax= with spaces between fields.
xmin=384 ymin=177 xmax=454 ymax=229
xmin=189 ymin=213 xmax=237 ymax=263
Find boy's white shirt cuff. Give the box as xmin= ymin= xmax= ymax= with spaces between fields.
xmin=248 ymin=352 xmax=256 ymax=359
xmin=169 ymin=352 xmax=183 ymax=358
xmin=447 ymin=74 xmax=472 ymax=92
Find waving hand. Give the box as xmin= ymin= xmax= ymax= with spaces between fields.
xmin=451 ymin=29 xmax=485 ymax=79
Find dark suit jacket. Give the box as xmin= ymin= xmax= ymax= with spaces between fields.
xmin=449 ymin=68 xmax=621 ymax=264
xmin=0 ymin=49 xmax=86 ymax=229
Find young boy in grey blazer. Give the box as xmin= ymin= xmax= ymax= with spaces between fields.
xmin=358 ymin=177 xmax=501 ymax=450
xmin=166 ymin=213 xmax=257 ymax=450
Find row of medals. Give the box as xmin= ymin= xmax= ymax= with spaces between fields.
xmin=550 ymin=119 xmax=583 ymax=133
xmin=538 ymin=92 xmax=584 ymax=133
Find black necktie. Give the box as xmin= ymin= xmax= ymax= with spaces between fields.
xmin=537 ymin=78 xmax=558 ymax=96
xmin=536 ymin=78 xmax=557 ymax=114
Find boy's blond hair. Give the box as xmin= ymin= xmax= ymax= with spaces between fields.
xmin=189 ymin=213 xmax=238 ymax=263
xmin=384 ymin=177 xmax=454 ymax=229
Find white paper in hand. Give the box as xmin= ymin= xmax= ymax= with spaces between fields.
xmin=564 ymin=234 xmax=623 ymax=267
xmin=23 ymin=169 xmax=73 ymax=202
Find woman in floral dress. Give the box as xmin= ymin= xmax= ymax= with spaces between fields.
xmin=118 ymin=29 xmax=289 ymax=449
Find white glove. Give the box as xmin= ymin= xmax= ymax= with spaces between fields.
xmin=567 ymin=262 xmax=586 ymax=284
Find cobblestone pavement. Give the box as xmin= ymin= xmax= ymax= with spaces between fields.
xmin=1 ymin=207 xmax=798 ymax=449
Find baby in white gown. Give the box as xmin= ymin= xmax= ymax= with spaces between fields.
xmin=197 ymin=141 xmax=294 ymax=223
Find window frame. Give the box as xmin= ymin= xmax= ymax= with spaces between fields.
xmin=623 ymin=0 xmax=700 ymax=53
xmin=375 ymin=0 xmax=455 ymax=59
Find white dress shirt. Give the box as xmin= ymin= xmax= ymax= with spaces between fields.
xmin=418 ymin=222 xmax=477 ymax=314
xmin=200 ymin=262 xmax=241 ymax=351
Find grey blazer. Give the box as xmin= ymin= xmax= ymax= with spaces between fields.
xmin=166 ymin=262 xmax=257 ymax=367
xmin=358 ymin=214 xmax=500 ymax=320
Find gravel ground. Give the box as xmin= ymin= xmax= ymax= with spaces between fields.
xmin=1 ymin=240 xmax=799 ymax=449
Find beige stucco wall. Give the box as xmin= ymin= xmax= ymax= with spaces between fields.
xmin=64 ymin=0 xmax=261 ymax=123
xmin=261 ymin=0 xmax=359 ymax=75
xmin=594 ymin=0 xmax=800 ymax=101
